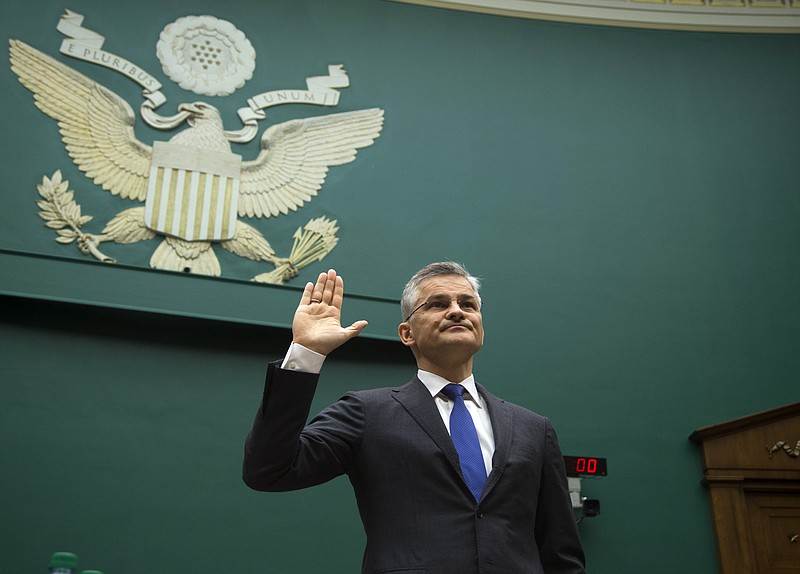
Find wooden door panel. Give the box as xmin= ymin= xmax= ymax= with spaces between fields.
xmin=747 ymin=493 xmax=800 ymax=573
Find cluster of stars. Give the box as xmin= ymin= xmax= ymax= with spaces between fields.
xmin=189 ymin=39 xmax=223 ymax=70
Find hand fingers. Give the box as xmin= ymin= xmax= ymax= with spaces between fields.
xmin=321 ymin=269 xmax=338 ymax=304
xmin=346 ymin=320 xmax=369 ymax=336
xmin=309 ymin=271 xmax=330 ymax=304
xmin=309 ymin=269 xmax=341 ymax=305
xmin=330 ymin=274 xmax=346 ymax=310
xmin=305 ymin=269 xmax=343 ymax=309
xmin=300 ymin=281 xmax=315 ymax=305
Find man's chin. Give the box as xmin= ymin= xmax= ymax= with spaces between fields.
xmin=439 ymin=331 xmax=482 ymax=349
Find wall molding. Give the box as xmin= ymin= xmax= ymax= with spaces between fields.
xmin=392 ymin=0 xmax=800 ymax=33
xmin=0 ymin=249 xmax=401 ymax=342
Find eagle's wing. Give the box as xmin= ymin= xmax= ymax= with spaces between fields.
xmin=239 ymin=108 xmax=384 ymax=218
xmin=9 ymin=39 xmax=152 ymax=201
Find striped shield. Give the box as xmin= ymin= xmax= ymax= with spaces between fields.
xmin=144 ymin=141 xmax=242 ymax=241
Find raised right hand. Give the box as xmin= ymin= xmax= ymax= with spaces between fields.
xmin=291 ymin=269 xmax=368 ymax=356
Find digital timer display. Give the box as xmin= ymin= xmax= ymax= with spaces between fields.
xmin=563 ymin=456 xmax=607 ymax=477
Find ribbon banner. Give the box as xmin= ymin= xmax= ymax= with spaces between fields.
xmin=245 ymin=65 xmax=348 ymax=117
xmin=57 ymin=10 xmax=166 ymax=113
xmin=55 ymin=10 xmax=352 ymax=143
xmin=229 ymin=65 xmax=350 ymax=141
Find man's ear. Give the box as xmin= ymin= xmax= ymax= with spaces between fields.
xmin=398 ymin=322 xmax=414 ymax=347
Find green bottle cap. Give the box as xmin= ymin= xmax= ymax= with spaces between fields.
xmin=49 ymin=552 xmax=78 ymax=569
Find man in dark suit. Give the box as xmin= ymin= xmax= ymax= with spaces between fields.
xmin=243 ymin=263 xmax=585 ymax=573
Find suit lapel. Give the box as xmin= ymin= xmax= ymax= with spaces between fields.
xmin=477 ymin=383 xmax=514 ymax=499
xmin=392 ymin=378 xmax=515 ymax=503
xmin=391 ymin=377 xmax=463 ymax=480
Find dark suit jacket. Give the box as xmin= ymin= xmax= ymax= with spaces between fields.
xmin=243 ymin=361 xmax=585 ymax=574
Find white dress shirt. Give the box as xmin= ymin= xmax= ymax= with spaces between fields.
xmin=281 ymin=342 xmax=496 ymax=476
xmin=415 ymin=370 xmax=496 ymax=476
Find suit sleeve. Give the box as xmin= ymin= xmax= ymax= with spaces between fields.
xmin=242 ymin=361 xmax=364 ymax=492
xmin=534 ymin=418 xmax=587 ymax=573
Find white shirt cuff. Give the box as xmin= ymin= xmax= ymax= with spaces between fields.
xmin=280 ymin=342 xmax=326 ymax=374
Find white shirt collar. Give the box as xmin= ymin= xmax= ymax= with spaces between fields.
xmin=416 ymin=369 xmax=484 ymax=408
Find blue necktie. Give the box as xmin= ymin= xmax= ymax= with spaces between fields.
xmin=442 ymin=383 xmax=487 ymax=502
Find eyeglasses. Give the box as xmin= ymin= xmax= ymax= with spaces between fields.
xmin=404 ymin=295 xmax=481 ymax=322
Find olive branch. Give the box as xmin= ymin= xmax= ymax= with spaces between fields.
xmin=36 ymin=170 xmax=115 ymax=263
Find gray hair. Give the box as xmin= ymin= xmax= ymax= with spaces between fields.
xmin=400 ymin=261 xmax=481 ymax=321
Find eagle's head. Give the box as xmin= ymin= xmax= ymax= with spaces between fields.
xmin=171 ymin=102 xmax=229 ymax=151
xmin=178 ymin=102 xmax=222 ymax=127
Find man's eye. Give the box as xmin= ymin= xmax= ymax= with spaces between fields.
xmin=460 ymin=301 xmax=478 ymax=310
xmin=428 ymin=300 xmax=448 ymax=309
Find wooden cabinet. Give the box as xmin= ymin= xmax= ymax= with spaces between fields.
xmin=691 ymin=402 xmax=800 ymax=574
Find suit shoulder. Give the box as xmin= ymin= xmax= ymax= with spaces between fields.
xmin=482 ymin=386 xmax=548 ymax=421
xmin=342 ymin=386 xmax=395 ymax=402
xmin=489 ymin=394 xmax=553 ymax=433
xmin=509 ymin=400 xmax=548 ymax=420
xmin=347 ymin=377 xmax=417 ymax=396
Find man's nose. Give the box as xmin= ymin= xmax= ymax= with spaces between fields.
xmin=445 ymin=300 xmax=466 ymax=319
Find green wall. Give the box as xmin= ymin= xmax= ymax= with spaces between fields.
xmin=0 ymin=296 xmax=407 ymax=573
xmin=1 ymin=0 xmax=799 ymax=572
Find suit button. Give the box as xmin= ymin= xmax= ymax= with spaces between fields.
xmin=477 ymin=512 xmax=485 ymax=518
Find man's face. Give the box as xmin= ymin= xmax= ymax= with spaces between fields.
xmin=399 ymin=275 xmax=484 ymax=362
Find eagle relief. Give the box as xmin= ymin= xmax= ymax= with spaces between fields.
xmin=9 ymin=10 xmax=384 ymax=284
